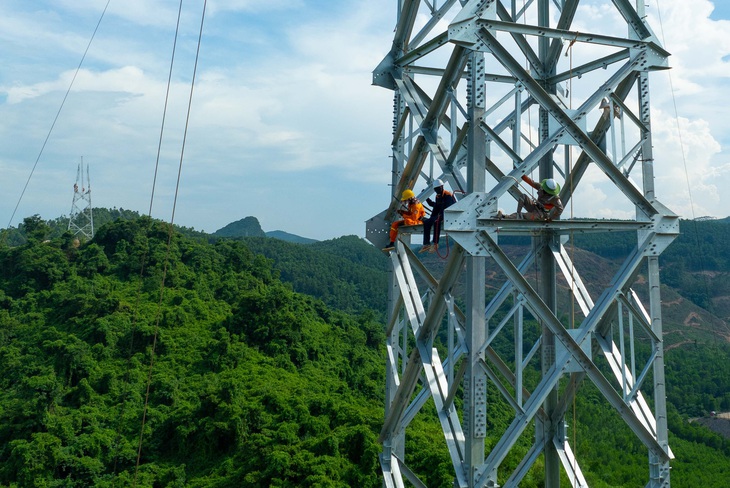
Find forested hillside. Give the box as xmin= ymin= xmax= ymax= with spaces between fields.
xmin=0 ymin=216 xmax=385 ymax=486
xmin=240 ymin=235 xmax=389 ymax=318
xmin=235 ymin=220 xmax=730 ymax=485
xmin=0 ymin=208 xmax=211 ymax=248
xmin=1 ymin=214 xmax=730 ymax=486
xmin=573 ymin=217 xmax=730 ymax=314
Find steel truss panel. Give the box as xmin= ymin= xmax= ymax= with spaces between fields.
xmin=368 ymin=0 xmax=676 ymax=486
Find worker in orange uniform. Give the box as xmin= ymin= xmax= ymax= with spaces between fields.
xmin=498 ymin=176 xmax=563 ymax=221
xmin=383 ymin=189 xmax=425 ymax=251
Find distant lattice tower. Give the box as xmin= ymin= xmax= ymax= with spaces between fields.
xmin=68 ymin=160 xmax=94 ymax=240
xmin=367 ymin=1 xmax=676 ymax=487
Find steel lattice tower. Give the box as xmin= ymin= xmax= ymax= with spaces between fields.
xmin=68 ymin=160 xmax=94 ymax=240
xmin=366 ymin=1 xmax=676 ymax=486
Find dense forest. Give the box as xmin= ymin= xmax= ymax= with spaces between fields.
xmin=241 ymin=236 xmax=389 ymax=318
xmin=0 ymin=216 xmax=385 ymax=486
xmin=0 ymin=213 xmax=729 ymax=486
xmin=572 ymin=217 xmax=730 ymax=311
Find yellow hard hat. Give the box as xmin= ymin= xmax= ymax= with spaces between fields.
xmin=401 ymin=189 xmax=415 ymax=201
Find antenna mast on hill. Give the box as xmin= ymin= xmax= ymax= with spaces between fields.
xmin=367 ymin=1 xmax=676 ymax=486
xmin=68 ymin=158 xmax=94 ymax=240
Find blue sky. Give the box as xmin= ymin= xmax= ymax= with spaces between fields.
xmin=710 ymin=2 xmax=730 ymax=21
xmin=1 ymin=0 xmax=729 ymax=240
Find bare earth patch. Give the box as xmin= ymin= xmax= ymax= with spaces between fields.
xmin=690 ymin=413 xmax=730 ymax=439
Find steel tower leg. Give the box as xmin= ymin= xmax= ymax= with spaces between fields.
xmin=464 ymin=50 xmax=491 ymax=487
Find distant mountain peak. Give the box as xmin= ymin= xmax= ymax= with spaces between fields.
xmin=211 ymin=216 xmax=318 ymax=243
xmin=213 ymin=216 xmax=265 ymax=238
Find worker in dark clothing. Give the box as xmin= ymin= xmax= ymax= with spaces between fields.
xmin=420 ymin=179 xmax=456 ymax=253
xmin=498 ymin=175 xmax=563 ymax=221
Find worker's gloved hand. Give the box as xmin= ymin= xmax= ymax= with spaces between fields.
xmin=426 ymin=198 xmax=434 ymax=206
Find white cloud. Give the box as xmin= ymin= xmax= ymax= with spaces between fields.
xmin=207 ymin=0 xmax=306 ymax=15
xmin=56 ymin=0 xmax=182 ymax=29
xmin=3 ymin=66 xmax=151 ymax=104
xmin=0 ymin=0 xmax=728 ymax=239
xmin=652 ymin=111 xmax=727 ymax=217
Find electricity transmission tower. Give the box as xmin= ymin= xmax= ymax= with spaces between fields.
xmin=68 ymin=160 xmax=94 ymax=240
xmin=366 ymin=1 xmax=676 ymax=487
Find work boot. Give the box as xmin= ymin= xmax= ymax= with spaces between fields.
xmin=382 ymin=242 xmax=395 ymax=251
xmin=419 ymin=244 xmax=432 ymax=253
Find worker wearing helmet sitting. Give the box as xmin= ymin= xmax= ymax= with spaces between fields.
xmin=420 ymin=179 xmax=456 ymax=253
xmin=383 ymin=189 xmax=426 ymax=251
xmin=498 ymin=175 xmax=564 ymax=221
